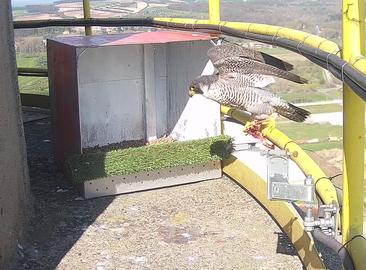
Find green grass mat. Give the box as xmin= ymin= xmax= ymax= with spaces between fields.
xmin=67 ymin=136 xmax=232 ymax=184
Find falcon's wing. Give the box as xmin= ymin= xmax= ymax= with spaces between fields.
xmin=220 ymin=72 xmax=276 ymax=88
xmin=207 ymin=43 xmax=293 ymax=71
xmin=212 ymin=56 xmax=308 ymax=84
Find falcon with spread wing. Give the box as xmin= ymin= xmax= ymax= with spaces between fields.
xmin=188 ymin=43 xmax=310 ymax=145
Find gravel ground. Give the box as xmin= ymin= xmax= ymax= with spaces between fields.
xmin=15 ymin=112 xmax=339 ymax=270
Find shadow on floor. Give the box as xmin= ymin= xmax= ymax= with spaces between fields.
xmin=275 ymin=232 xmax=298 ymax=256
xmin=15 ymin=115 xmax=114 ymax=270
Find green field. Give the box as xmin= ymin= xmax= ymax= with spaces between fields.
xmin=276 ymin=122 xmax=342 ymax=140
xmin=301 ymin=141 xmax=343 ymax=151
xmin=16 ymin=53 xmax=49 ymax=95
xmin=276 ymin=122 xmax=366 ymax=151
xmin=276 ymin=122 xmax=343 ymax=151
xmin=12 ymin=8 xmax=29 ymax=17
xmin=137 ymin=7 xmax=207 ymax=19
xmin=301 ymin=103 xmax=343 ymax=114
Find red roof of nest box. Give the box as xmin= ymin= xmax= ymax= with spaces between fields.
xmin=51 ymin=31 xmax=217 ymax=47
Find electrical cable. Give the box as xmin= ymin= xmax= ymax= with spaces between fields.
xmin=13 ymin=18 xmax=366 ymax=101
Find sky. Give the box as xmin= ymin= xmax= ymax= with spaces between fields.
xmin=12 ymin=0 xmax=57 ymax=7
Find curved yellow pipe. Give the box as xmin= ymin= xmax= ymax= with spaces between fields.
xmin=156 ymin=9 xmax=366 ymax=269
xmin=154 ymin=18 xmax=341 ymax=56
xmin=220 ymin=105 xmax=338 ymax=207
xmin=350 ymin=55 xmax=366 ymax=74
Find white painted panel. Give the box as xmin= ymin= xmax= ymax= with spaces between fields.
xmin=154 ymin=44 xmax=167 ymax=77
xmin=155 ymin=76 xmax=168 ymax=137
xmin=166 ymin=41 xmax=213 ymax=132
xmin=170 ymin=95 xmax=221 ymax=141
xmin=77 ymin=45 xmax=144 ymax=84
xmin=144 ymin=44 xmax=157 ymax=141
xmin=79 ymin=79 xmax=145 ymax=148
xmin=154 ymin=43 xmax=168 ymax=137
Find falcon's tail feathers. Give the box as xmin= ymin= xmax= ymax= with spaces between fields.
xmin=275 ymin=103 xmax=310 ymax=122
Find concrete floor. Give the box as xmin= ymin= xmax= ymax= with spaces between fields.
xmin=56 ymin=177 xmax=303 ymax=270
xmin=19 ymin=111 xmax=341 ymax=270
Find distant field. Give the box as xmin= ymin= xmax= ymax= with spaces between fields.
xmin=16 ymin=53 xmax=49 ymax=96
xmin=301 ymin=103 xmax=342 ymax=114
xmin=276 ymin=121 xmax=365 ymax=151
xmin=279 ymin=88 xmax=343 ymax=103
xmin=276 ymin=122 xmax=343 ymax=150
xmin=277 ymin=122 xmax=343 ymax=141
xmin=12 ymin=8 xmax=29 ymax=17
xmin=137 ymin=7 xmax=207 ymax=19
xmin=301 ymin=141 xmax=343 ymax=151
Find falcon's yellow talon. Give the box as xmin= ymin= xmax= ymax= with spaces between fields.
xmin=261 ymin=115 xmax=277 ymax=131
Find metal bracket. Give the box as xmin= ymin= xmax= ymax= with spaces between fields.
xmin=270 ymin=182 xmax=315 ymax=203
xmin=304 ymin=203 xmax=338 ymax=236
xmin=266 ymin=150 xmax=315 ymax=203
xmin=265 ymin=150 xmax=337 ymax=236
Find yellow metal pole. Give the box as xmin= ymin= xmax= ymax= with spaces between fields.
xmin=208 ymin=0 xmax=220 ymax=23
xmin=342 ymin=0 xmax=365 ymax=267
xmin=82 ymin=0 xmax=92 ymax=36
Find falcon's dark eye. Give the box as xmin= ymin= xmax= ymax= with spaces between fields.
xmin=190 ymin=86 xmax=195 ymax=91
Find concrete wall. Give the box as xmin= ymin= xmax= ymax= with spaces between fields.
xmin=0 ymin=2 xmax=31 ymax=268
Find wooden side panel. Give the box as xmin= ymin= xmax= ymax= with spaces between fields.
xmin=47 ymin=40 xmax=80 ymax=166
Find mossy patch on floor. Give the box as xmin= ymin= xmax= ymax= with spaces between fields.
xmin=66 ymin=136 xmax=232 ymax=184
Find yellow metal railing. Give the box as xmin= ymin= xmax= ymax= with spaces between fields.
xmin=208 ymin=0 xmax=220 ymax=23
xmin=206 ymin=0 xmax=366 ymax=268
xmin=342 ymin=0 xmax=365 ymax=266
xmin=220 ymin=106 xmax=339 ymax=206
xmin=82 ymin=0 xmax=92 ymax=35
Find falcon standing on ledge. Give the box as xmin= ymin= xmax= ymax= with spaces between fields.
xmin=189 ymin=43 xmax=310 ymax=146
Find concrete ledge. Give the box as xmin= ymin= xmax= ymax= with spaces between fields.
xmin=83 ymin=161 xmax=221 ymax=199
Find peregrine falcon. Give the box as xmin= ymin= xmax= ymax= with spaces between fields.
xmin=189 ymin=74 xmax=310 ymax=122
xmin=188 ymin=43 xmax=310 ymax=144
